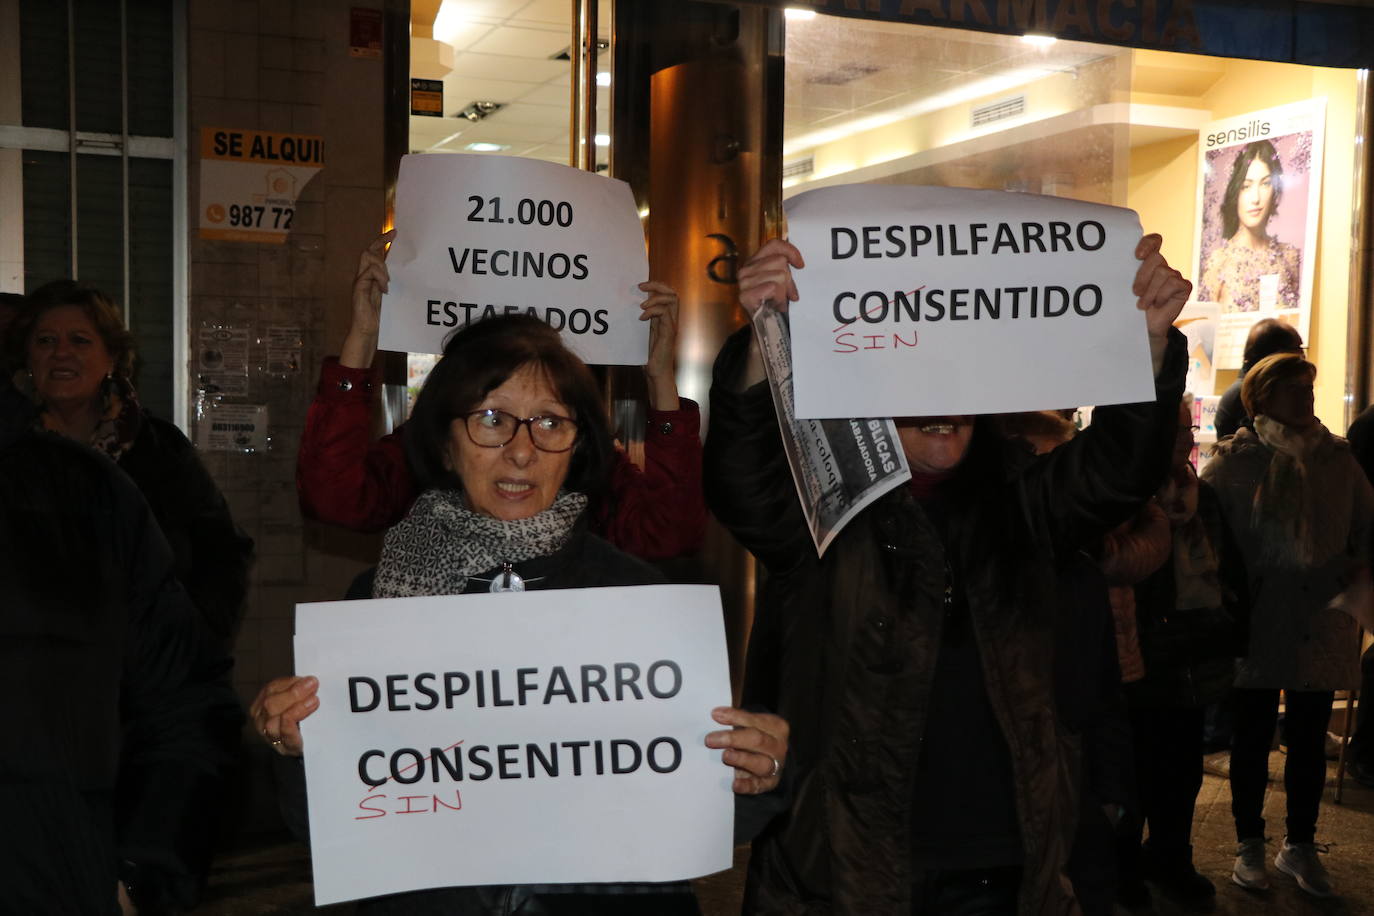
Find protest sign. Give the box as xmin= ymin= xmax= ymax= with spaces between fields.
xmin=379 ymin=154 xmax=650 ymax=365
xmin=785 ymin=185 xmax=1152 ymax=419
xmin=294 ymin=585 xmax=734 ymax=906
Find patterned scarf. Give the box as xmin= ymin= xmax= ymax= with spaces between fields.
xmin=373 ymin=488 xmax=588 ymax=598
xmin=1251 ymin=415 xmax=1328 ymax=567
xmin=31 ymin=373 xmax=142 ymax=462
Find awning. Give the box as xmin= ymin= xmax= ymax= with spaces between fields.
xmin=736 ymin=0 xmax=1374 ymax=69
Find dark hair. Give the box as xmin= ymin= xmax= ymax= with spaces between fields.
xmin=1240 ymin=317 xmax=1302 ymax=372
xmin=1220 ymin=140 xmax=1283 ymax=239
xmin=404 ymin=314 xmax=614 ymax=499
xmin=5 ymin=280 xmax=136 ymax=378
xmin=1242 ymin=351 xmax=1316 ymax=419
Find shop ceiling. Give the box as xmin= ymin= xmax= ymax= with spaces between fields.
xmin=406 ymin=0 xmax=607 ymax=162
xmin=405 ymin=0 xmax=1363 ymax=174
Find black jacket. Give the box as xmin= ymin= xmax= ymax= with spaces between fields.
xmin=0 ymin=383 xmax=241 ymax=915
xmin=1127 ymin=481 xmax=1249 ymax=708
xmin=117 ymin=412 xmax=254 ymax=644
xmin=705 ymin=327 xmax=1187 ymax=915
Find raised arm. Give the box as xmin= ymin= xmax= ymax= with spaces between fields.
xmin=297 ymin=231 xmax=418 ymax=532
xmin=704 ymin=240 xmax=813 ymax=574
xmin=1016 ymin=234 xmax=1193 ymax=551
xmin=595 ymin=281 xmax=706 ymax=559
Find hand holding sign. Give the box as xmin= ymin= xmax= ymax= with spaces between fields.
xmin=341 ymin=230 xmax=395 ymax=370
xmin=735 ymin=238 xmax=805 ymax=390
xmin=1134 ymin=233 xmax=1194 ymax=339
xmin=706 ymin=706 xmax=789 ymax=795
xmin=250 ymin=674 xmax=319 ymax=756
xmin=638 ymin=280 xmax=682 ymax=411
xmin=737 ymin=238 xmax=804 ymax=316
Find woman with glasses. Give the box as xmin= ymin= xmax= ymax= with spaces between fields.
xmin=295 ymin=231 xmax=706 ymax=561
xmin=252 ymin=313 xmax=788 ymax=914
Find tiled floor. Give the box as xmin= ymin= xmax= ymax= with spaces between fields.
xmin=196 ymin=752 xmax=1374 ymax=914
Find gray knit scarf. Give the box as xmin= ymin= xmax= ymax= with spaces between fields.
xmin=373 ymin=488 xmax=588 ymax=598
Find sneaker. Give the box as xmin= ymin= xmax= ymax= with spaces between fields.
xmin=1232 ymin=838 xmax=1269 ymax=890
xmin=1274 ymin=840 xmax=1335 ymax=898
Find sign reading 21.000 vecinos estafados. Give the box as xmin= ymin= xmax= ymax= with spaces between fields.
xmin=199 ymin=127 xmax=324 ymax=244
xmin=378 ymin=154 xmax=650 ymax=365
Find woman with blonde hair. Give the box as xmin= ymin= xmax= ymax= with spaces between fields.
xmin=1202 ymin=352 xmax=1372 ymax=898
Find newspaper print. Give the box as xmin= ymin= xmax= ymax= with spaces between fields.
xmin=751 ymin=305 xmax=911 ymax=556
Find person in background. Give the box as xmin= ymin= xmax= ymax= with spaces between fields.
xmin=0 ymin=372 xmax=241 ymax=915
xmin=5 ymin=280 xmax=255 ymax=646
xmin=1214 ymin=317 xmax=1304 ymax=439
xmin=1333 ymin=401 xmax=1374 ymax=788
xmin=5 ymin=280 xmax=251 ymax=910
xmin=706 ymin=233 xmax=1190 ymax=914
xmin=254 ymin=313 xmax=787 ymax=915
xmin=296 ymin=231 xmax=706 ymax=560
xmin=1114 ymin=399 xmax=1248 ymax=908
xmin=1204 ymin=352 xmax=1372 ymax=898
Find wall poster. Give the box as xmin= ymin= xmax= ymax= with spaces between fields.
xmin=199 ymin=127 xmax=324 ymax=244
xmin=1191 ymin=99 xmax=1325 ymax=369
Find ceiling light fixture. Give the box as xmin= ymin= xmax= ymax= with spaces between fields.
xmin=594 ymin=134 xmax=610 ymax=147
xmin=465 ymin=142 xmax=509 ymax=152
xmin=1021 ymin=33 xmax=1057 ymax=47
xmin=459 ymin=100 xmax=504 ymax=122
xmin=431 ymin=0 xmax=468 ymax=45
xmin=596 ymin=71 xmax=611 ymax=87
xmin=785 ymin=7 xmax=817 ymax=20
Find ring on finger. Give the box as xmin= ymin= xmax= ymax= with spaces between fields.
xmin=768 ymin=755 xmax=781 ymax=778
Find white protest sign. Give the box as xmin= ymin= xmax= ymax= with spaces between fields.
xmin=379 ymin=154 xmax=650 ymax=365
xmin=786 ymin=185 xmax=1153 ymax=419
xmin=294 ymin=585 xmax=734 ymax=906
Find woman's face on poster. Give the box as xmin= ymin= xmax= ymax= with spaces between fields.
xmin=1237 ymin=157 xmax=1275 ymax=232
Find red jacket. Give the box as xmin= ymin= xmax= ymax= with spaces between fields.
xmin=297 ymin=358 xmax=706 ymax=560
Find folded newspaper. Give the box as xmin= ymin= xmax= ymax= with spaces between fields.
xmin=750 ymin=306 xmax=911 ymax=556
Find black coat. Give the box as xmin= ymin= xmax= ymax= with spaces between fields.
xmin=705 ymin=327 xmax=1187 ymax=915
xmin=117 ymin=412 xmax=254 ymax=644
xmin=1127 ymin=481 xmax=1249 ymax=708
xmin=0 ymin=384 xmax=241 ymax=914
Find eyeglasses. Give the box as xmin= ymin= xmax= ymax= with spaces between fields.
xmin=460 ymin=409 xmax=578 ymax=452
